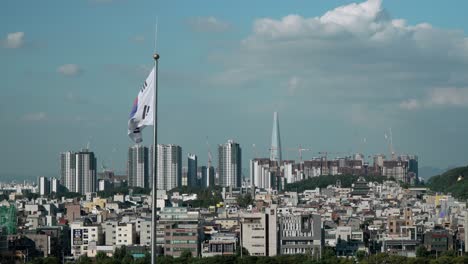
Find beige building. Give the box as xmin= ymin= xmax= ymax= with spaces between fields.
xmin=241 ymin=207 xmax=277 ymax=256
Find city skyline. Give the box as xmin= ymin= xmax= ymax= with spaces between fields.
xmin=3 ymin=0 xmax=468 ymax=179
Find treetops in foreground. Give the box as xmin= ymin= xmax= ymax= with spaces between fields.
xmin=26 ymin=252 xmax=468 ymax=264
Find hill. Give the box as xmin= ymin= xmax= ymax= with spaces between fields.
xmin=284 ymin=174 xmax=389 ymax=193
xmin=426 ymin=165 xmax=468 ymax=200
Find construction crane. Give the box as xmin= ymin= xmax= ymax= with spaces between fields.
xmin=286 ymin=145 xmax=311 ymax=164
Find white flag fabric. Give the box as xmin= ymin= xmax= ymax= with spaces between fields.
xmin=128 ymin=67 xmax=155 ymax=143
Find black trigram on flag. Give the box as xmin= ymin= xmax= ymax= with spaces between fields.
xmin=142 ymin=105 xmax=150 ymax=120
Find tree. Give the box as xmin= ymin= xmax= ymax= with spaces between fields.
xmin=237 ymin=193 xmax=253 ymax=208
xmin=356 ymin=250 xmax=366 ymax=262
xmin=236 ymin=246 xmax=250 ymax=257
xmin=95 ymin=251 xmax=109 ymax=263
xmin=114 ymin=245 xmax=128 ymax=260
xmin=416 ymin=245 xmax=429 ymax=258
xmin=179 ymin=250 xmax=193 ymax=262
xmin=76 ymin=255 xmax=92 ymax=264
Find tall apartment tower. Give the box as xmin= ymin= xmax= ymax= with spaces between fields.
xmin=187 ymin=154 xmax=198 ymax=187
xmin=76 ymin=150 xmax=97 ymax=194
xmin=38 ymin=176 xmax=50 ymax=196
xmin=270 ymin=112 xmax=282 ymax=162
xmin=128 ymin=145 xmax=149 ymax=188
xmin=50 ymin=177 xmax=59 ymax=193
xmin=60 ymin=151 xmax=76 ymax=193
xmin=60 ymin=150 xmax=97 ymax=194
xmin=218 ymin=140 xmax=242 ymax=187
xmin=157 ymin=144 xmax=182 ymax=191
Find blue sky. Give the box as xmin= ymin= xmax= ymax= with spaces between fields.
xmin=2 ymin=0 xmax=468 ymax=179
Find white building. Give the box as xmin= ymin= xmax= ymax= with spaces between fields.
xmin=218 ymin=140 xmax=242 ymax=188
xmin=60 ymin=150 xmax=97 ymax=194
xmin=128 ymin=145 xmax=149 ymax=188
xmin=51 ymin=177 xmax=59 ymax=193
xmin=70 ymin=221 xmax=102 ymax=258
xmin=283 ymin=161 xmax=295 ymax=184
xmin=157 ymin=144 xmax=182 ymax=191
xmin=38 ymin=176 xmax=50 ymax=196
xmin=250 ymin=158 xmax=272 ymax=189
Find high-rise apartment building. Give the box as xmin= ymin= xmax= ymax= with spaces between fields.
xmin=218 ymin=140 xmax=242 ymax=188
xmin=157 ymin=144 xmax=182 ymax=191
xmin=60 ymin=151 xmax=76 ymax=193
xmin=60 ymin=150 xmax=97 ymax=194
xmin=198 ymin=166 xmax=215 ymax=188
xmin=38 ymin=176 xmax=50 ymax=196
xmin=187 ymin=154 xmax=198 ymax=187
xmin=50 ymin=177 xmax=59 ymax=193
xmin=127 ymin=145 xmax=149 ymax=188
xmin=250 ymin=158 xmax=272 ymax=189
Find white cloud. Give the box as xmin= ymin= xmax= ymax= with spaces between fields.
xmin=400 ymin=99 xmax=421 ymax=110
xmin=188 ymin=17 xmax=230 ymax=33
xmin=3 ymin=32 xmax=24 ymax=48
xmin=287 ymin=76 xmax=300 ymax=95
xmin=132 ymin=35 xmax=145 ymax=43
xmin=210 ymin=0 xmax=468 ymax=118
xmin=22 ymin=112 xmax=47 ymax=121
xmin=429 ymin=88 xmax=468 ymax=106
xmin=400 ymin=88 xmax=468 ymax=110
xmin=57 ymin=64 xmax=82 ymax=76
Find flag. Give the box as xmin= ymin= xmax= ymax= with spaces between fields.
xmin=128 ymin=67 xmax=155 ymax=143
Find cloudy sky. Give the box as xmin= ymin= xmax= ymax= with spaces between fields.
xmin=2 ymin=0 xmax=468 ymax=179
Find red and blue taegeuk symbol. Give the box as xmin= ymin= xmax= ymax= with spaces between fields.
xmin=130 ymin=97 xmax=138 ymax=118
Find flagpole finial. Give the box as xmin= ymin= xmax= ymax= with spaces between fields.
xmin=153 ymin=53 xmax=160 ymax=60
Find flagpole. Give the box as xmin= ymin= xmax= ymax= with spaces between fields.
xmin=151 ymin=52 xmax=159 ymax=264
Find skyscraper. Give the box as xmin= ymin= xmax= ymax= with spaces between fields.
xmin=187 ymin=154 xmax=198 ymax=188
xmin=75 ymin=150 xmax=97 ymax=194
xmin=157 ymin=144 xmax=182 ymax=191
xmin=218 ymin=140 xmax=242 ymax=187
xmin=270 ymin=112 xmax=282 ymax=162
xmin=60 ymin=150 xmax=97 ymax=194
xmin=38 ymin=176 xmax=50 ymax=196
xmin=60 ymin=151 xmax=76 ymax=193
xmin=250 ymin=158 xmax=272 ymax=189
xmin=128 ymin=145 xmax=149 ymax=188
xmin=51 ymin=177 xmax=59 ymax=193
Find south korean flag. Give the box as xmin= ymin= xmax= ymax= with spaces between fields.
xmin=128 ymin=67 xmax=155 ymax=143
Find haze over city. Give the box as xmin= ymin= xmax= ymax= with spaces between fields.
xmin=2 ymin=0 xmax=468 ymax=179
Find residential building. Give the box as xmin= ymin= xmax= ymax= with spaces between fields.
xmin=60 ymin=150 xmax=97 ymax=194
xmin=157 ymin=144 xmax=182 ymax=191
xmin=218 ymin=140 xmax=242 ymax=188
xmin=38 ymin=176 xmax=50 ymax=196
xmin=202 ymin=233 xmax=236 ymax=257
xmin=158 ymin=207 xmax=201 ymax=257
xmin=128 ymin=144 xmax=149 ymax=188
xmin=70 ymin=221 xmax=102 ymax=258
xmin=279 ymin=213 xmax=322 ymax=257
xmin=188 ymin=154 xmax=198 ymax=187
xmin=51 ymin=177 xmax=59 ymax=193
xmin=241 ymin=207 xmax=277 ymax=257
